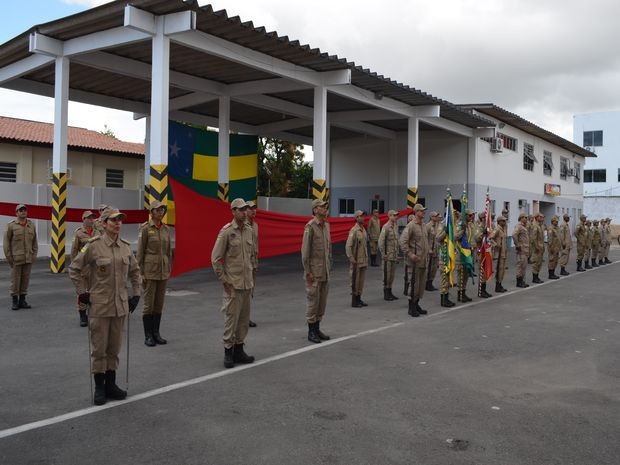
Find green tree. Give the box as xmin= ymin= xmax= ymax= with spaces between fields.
xmin=100 ymin=124 xmax=117 ymax=138
xmin=257 ymin=137 xmax=312 ymax=198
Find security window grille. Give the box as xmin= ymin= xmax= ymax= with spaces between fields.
xmin=583 ymin=130 xmax=603 ymax=147
xmin=543 ymin=151 xmax=553 ymax=176
xmin=499 ymin=133 xmax=517 ymax=151
xmin=560 ymin=157 xmax=569 ymax=180
xmin=339 ymin=198 xmax=355 ymax=215
xmin=523 ymin=143 xmax=536 ymax=171
xmin=0 ymin=162 xmax=17 ymax=182
xmin=584 ymin=169 xmax=606 ymax=183
xmin=370 ymin=199 xmax=385 ymax=213
xmin=573 ymin=162 xmax=581 ymax=184
xmin=106 ymin=169 xmax=124 ymax=188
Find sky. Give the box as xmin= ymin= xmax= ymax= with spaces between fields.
xmin=1 ymin=0 xmax=619 ymax=147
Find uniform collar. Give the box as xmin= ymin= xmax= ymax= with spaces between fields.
xmin=102 ymin=233 xmax=121 ymax=247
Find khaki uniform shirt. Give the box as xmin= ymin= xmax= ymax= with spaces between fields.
xmin=345 ymin=223 xmax=368 ymax=266
xmin=585 ymin=226 xmax=593 ymax=248
xmin=425 ymin=221 xmax=442 ymax=257
xmin=531 ymin=222 xmax=545 ymax=253
xmin=69 ymin=234 xmax=141 ymax=317
xmin=368 ymin=217 xmax=380 ymax=242
xmin=512 ymin=223 xmax=530 ymax=254
xmin=301 ymin=217 xmax=332 ymax=281
xmin=211 ymin=221 xmax=254 ymax=290
xmin=600 ymin=225 xmax=607 ymax=247
xmin=378 ymin=222 xmax=399 ymax=261
xmin=249 ymin=220 xmax=259 ymax=270
xmin=559 ymin=222 xmax=572 ymax=249
xmin=399 ymin=219 xmax=429 ymax=269
xmin=548 ymin=224 xmax=561 ymax=254
xmin=490 ymin=225 xmax=507 ymax=259
xmin=137 ymin=220 xmax=172 ymax=280
xmin=574 ymin=222 xmax=587 ymax=248
xmin=3 ymin=220 xmax=38 ymax=265
xmin=591 ymin=226 xmax=601 ymax=248
xmin=71 ymin=226 xmax=97 ymax=262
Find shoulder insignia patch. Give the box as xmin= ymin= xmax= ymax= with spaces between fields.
xmin=87 ymin=236 xmax=101 ymax=243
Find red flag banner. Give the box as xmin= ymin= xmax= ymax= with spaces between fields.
xmin=0 ymin=202 xmax=148 ymax=224
xmin=480 ymin=193 xmax=494 ymax=282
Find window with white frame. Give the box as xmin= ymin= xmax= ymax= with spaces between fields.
xmin=523 ymin=143 xmax=536 ymax=171
xmin=543 ymin=151 xmax=553 ymax=176
xmin=573 ymin=162 xmax=581 ymax=184
xmin=584 ymin=169 xmax=606 ymax=183
xmin=498 ymin=133 xmax=518 ymax=151
xmin=0 ymin=162 xmax=17 ymax=183
xmin=106 ymin=168 xmax=124 ymax=188
xmin=583 ymin=130 xmax=603 ymax=147
xmin=560 ymin=157 xmax=569 ymax=180
xmin=339 ymin=198 xmax=355 ymax=215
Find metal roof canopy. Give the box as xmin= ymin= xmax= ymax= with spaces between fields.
xmin=0 ymin=0 xmax=496 ymax=148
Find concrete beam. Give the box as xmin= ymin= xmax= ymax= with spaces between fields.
xmin=0 ymin=54 xmax=54 ymax=86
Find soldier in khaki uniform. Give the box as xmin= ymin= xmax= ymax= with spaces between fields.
xmin=246 ymin=201 xmax=258 ymax=327
xmin=69 ymin=208 xmax=141 ymax=405
xmin=137 ymin=201 xmax=173 ymax=347
xmin=590 ymin=220 xmax=601 ymax=268
xmin=70 ymin=210 xmax=97 ymax=326
xmin=547 ymin=215 xmax=561 ymax=279
xmin=584 ymin=220 xmax=593 ymax=269
xmin=346 ymin=210 xmax=369 ymax=308
xmin=93 ymin=204 xmax=109 ymax=236
xmin=574 ymin=214 xmax=587 ymax=271
xmin=512 ymin=213 xmax=530 ymax=288
xmin=301 ymin=199 xmax=332 ymax=344
xmin=399 ymin=203 xmax=429 ymax=317
xmin=425 ymin=211 xmax=442 ymax=292
xmin=4 ymin=204 xmax=38 ymax=310
xmin=378 ymin=210 xmax=399 ymax=301
xmin=530 ymin=213 xmax=546 ymax=283
xmin=211 ymin=198 xmax=256 ymax=368
xmin=527 ymin=214 xmax=536 ymax=264
xmin=490 ymin=215 xmax=508 ymax=293
xmin=367 ymin=209 xmax=380 ymax=267
xmin=602 ymin=218 xmax=612 ymax=264
xmin=598 ymin=219 xmax=607 ymax=266
xmin=559 ymin=213 xmax=572 ymax=275
xmin=473 ymin=212 xmax=493 ymax=298
xmin=456 ymin=209 xmax=477 ymax=302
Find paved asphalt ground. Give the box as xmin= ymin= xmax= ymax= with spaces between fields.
xmin=1 ymin=244 xmax=619 ymax=465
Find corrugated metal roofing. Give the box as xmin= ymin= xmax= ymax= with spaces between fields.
xmin=458 ymin=104 xmax=596 ymax=158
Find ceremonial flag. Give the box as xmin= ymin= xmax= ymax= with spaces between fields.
xmin=480 ymin=190 xmax=494 ymax=282
xmin=442 ymin=191 xmax=457 ymax=286
xmin=456 ymin=190 xmax=475 ymax=279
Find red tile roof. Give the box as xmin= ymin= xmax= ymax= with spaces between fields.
xmin=0 ymin=116 xmax=145 ymax=157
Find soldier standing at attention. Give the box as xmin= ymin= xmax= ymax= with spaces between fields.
xmin=574 ymin=214 xmax=587 ymax=272
xmin=425 ymin=211 xmax=442 ymax=291
xmin=559 ymin=213 xmax=572 ymax=275
xmin=4 ymin=204 xmax=38 ymax=311
xmin=93 ymin=204 xmax=109 ymax=236
xmin=70 ymin=210 xmax=97 ymax=326
xmin=367 ymin=209 xmax=381 ymax=267
xmin=301 ymin=199 xmax=332 ymax=344
xmin=378 ymin=210 xmax=399 ymax=301
xmin=527 ymin=214 xmax=536 ymax=264
xmin=346 ymin=210 xmax=369 ymax=308
xmin=547 ymin=215 xmax=561 ymax=280
xmin=211 ymin=198 xmax=256 ymax=368
xmin=137 ymin=201 xmax=172 ymax=347
xmin=584 ymin=220 xmax=593 ymax=269
xmin=474 ymin=211 xmax=492 ymax=298
xmin=531 ymin=213 xmax=546 ymax=284
xmin=246 ymin=201 xmax=258 ymax=328
xmin=402 ymin=213 xmax=415 ymax=296
xmin=69 ymin=208 xmax=141 ymax=405
xmin=602 ymin=218 xmax=612 ymax=264
xmin=598 ymin=219 xmax=607 ymax=266
xmin=512 ymin=213 xmax=530 ymax=288
xmin=490 ymin=215 xmax=508 ymax=293
xmin=591 ymin=220 xmax=601 ymax=268
xmin=399 ymin=204 xmax=430 ymax=317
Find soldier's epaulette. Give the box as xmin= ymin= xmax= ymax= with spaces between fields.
xmin=220 ymin=222 xmax=233 ymax=232
xmin=120 ymin=238 xmax=131 ymax=246
xmin=8 ymin=219 xmax=16 ymax=224
xmin=87 ymin=236 xmax=102 ymax=243
xmin=140 ymin=221 xmax=149 ymax=228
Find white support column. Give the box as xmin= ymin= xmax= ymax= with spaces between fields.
xmin=406 ymin=117 xmax=419 ymax=208
xmin=144 ymin=116 xmax=151 ymax=207
xmin=218 ymin=95 xmax=231 ymax=202
xmin=312 ymin=86 xmax=328 ymax=201
xmin=52 ymin=57 xmax=69 ymax=173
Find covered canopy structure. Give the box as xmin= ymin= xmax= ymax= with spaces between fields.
xmin=0 ymin=0 xmax=495 ymax=272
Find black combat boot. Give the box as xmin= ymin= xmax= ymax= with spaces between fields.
xmin=142 ymin=315 xmax=156 ymax=347
xmin=371 ymin=254 xmax=379 ymax=266
xmin=495 ymin=282 xmax=505 ymax=293
xmin=605 ymin=257 xmax=612 ymax=264
xmin=585 ymin=260 xmax=592 ymax=269
xmin=440 ymin=293 xmax=455 ymax=308
xmin=249 ymin=320 xmax=257 ymax=327
xmin=598 ymin=259 xmax=604 ymax=266
xmin=478 ymin=283 xmax=492 ymax=298
xmin=415 ymin=299 xmax=428 ymax=315
xmin=532 ymin=273 xmax=544 ymax=284
xmin=359 ymin=296 xmax=368 ymax=307
xmin=462 ymin=291 xmax=472 ymax=302
xmin=516 ymin=277 xmax=529 ymax=288
xmin=18 ymin=295 xmax=31 ymax=309
xmin=93 ymin=373 xmax=106 ymax=405
xmin=548 ymin=269 xmax=559 ymax=280
xmin=383 ymin=289 xmax=390 ymax=301
xmin=79 ymin=310 xmax=88 ymax=327
xmin=408 ymin=299 xmax=420 ymax=317
xmin=560 ymin=266 xmax=570 ymax=276
xmin=224 ymin=347 xmax=235 ymax=368
xmin=233 ymin=344 xmax=255 ymax=364
xmin=352 ymin=295 xmax=362 ymax=308
xmin=152 ymin=314 xmax=167 ymax=344
xmin=576 ymin=260 xmax=585 ymax=272
xmin=425 ymin=280 xmax=437 ymax=291
xmin=316 ymin=320 xmax=330 ymax=340
xmin=591 ymin=259 xmax=599 ymax=268
xmin=105 ymin=370 xmax=127 ymax=400
xmin=11 ymin=295 xmax=19 ymax=311
xmin=308 ymin=322 xmax=321 ymax=344
xmin=388 ymin=288 xmax=399 ymax=300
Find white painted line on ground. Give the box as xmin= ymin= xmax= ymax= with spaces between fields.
xmin=0 ymin=321 xmax=404 ymax=440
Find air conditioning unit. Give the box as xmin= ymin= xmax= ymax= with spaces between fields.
xmin=567 ymin=168 xmax=576 ymax=177
xmin=491 ymin=137 xmax=503 ymax=153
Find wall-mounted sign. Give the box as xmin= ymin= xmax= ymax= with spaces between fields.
xmin=544 ymin=183 xmax=561 ymax=196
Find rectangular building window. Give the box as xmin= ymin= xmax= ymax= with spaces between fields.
xmin=584 ymin=169 xmax=606 ymax=183
xmin=370 ymin=199 xmax=385 ymax=213
xmin=106 ymin=168 xmax=124 ymax=188
xmin=559 ymin=157 xmax=569 ymax=180
xmin=0 ymin=162 xmax=17 ymax=183
xmin=498 ymin=133 xmax=518 ymax=151
xmin=523 ymin=143 xmax=536 ymax=171
xmin=583 ymin=130 xmax=603 ymax=147
xmin=543 ymin=151 xmax=553 ymax=176
xmin=339 ymin=198 xmax=355 ymax=215
xmin=573 ymin=162 xmax=581 ymax=184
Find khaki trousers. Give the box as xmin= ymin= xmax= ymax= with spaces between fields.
xmin=604 ymin=242 xmax=611 ymax=259
xmin=428 ymin=254 xmax=439 ymax=281
xmin=89 ymin=316 xmax=125 ymax=374
xmin=439 ymin=269 xmax=450 ymax=294
xmin=591 ymin=245 xmax=599 ymax=262
xmin=516 ymin=253 xmax=528 ymax=278
xmin=457 ymin=264 xmax=467 ymax=291
xmin=143 ymin=279 xmax=167 ymax=315
xmin=369 ymin=240 xmax=378 ymax=256
xmin=382 ymin=259 xmax=396 ymax=288
xmin=548 ymin=251 xmax=559 ymax=270
xmin=409 ymin=266 xmax=427 ymax=302
xmin=222 ymin=288 xmax=251 ymax=349
xmin=349 ymin=264 xmax=366 ymax=296
xmin=576 ymin=245 xmax=585 ymax=261
xmin=559 ymin=247 xmax=570 ymax=267
xmin=531 ymin=248 xmax=544 ymax=273
xmin=496 ymin=256 xmax=507 ymax=282
xmin=10 ymin=263 xmax=32 ymax=296
xmin=584 ymin=247 xmax=591 ymax=261
xmin=306 ymin=280 xmax=329 ymax=324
